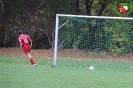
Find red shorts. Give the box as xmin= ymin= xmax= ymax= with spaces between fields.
xmin=22 ymin=45 xmax=31 ymax=54
xmin=23 ymin=49 xmax=30 ymax=54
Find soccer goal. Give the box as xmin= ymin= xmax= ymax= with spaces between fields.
xmin=54 ymin=14 xmax=133 ymax=67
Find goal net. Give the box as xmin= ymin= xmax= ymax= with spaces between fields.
xmin=54 ymin=14 xmax=133 ymax=68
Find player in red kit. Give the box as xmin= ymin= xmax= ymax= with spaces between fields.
xmin=18 ymin=31 xmax=37 ymax=66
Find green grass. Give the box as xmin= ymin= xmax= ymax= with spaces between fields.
xmin=0 ymin=56 xmax=133 ymax=88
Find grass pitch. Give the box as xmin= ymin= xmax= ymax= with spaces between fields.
xmin=0 ymin=56 xmax=133 ymax=88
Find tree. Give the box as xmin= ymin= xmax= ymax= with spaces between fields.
xmin=0 ymin=0 xmax=42 ymax=47
xmin=85 ymin=0 xmax=94 ymax=15
xmin=75 ymin=0 xmax=80 ymax=14
xmin=0 ymin=0 xmax=4 ymax=15
xmin=1 ymin=0 xmax=132 ymax=49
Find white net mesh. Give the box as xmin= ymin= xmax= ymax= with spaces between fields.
xmin=54 ymin=15 xmax=133 ymax=68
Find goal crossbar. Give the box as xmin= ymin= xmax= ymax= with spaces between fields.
xmin=57 ymin=14 xmax=133 ymax=20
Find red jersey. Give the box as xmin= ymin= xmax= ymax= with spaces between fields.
xmin=19 ymin=34 xmax=31 ymax=50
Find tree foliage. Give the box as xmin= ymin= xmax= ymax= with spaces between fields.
xmin=0 ymin=0 xmax=133 ymax=50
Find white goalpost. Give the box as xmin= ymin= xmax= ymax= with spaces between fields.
xmin=54 ymin=15 xmax=69 ymax=66
xmin=54 ymin=14 xmax=133 ymax=66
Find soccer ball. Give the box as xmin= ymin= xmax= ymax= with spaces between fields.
xmin=89 ymin=66 xmax=94 ymax=71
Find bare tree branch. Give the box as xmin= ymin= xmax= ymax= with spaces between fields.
xmin=75 ymin=0 xmax=80 ymax=14
xmin=45 ymin=32 xmax=54 ymax=48
xmin=85 ymin=0 xmax=94 ymax=15
xmin=0 ymin=0 xmax=4 ymax=14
